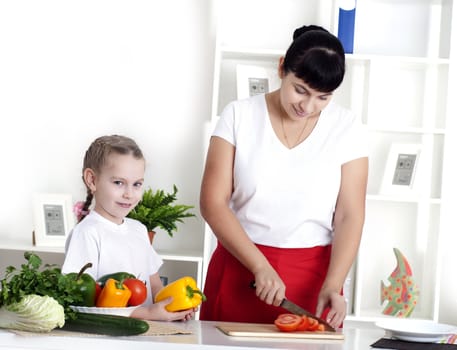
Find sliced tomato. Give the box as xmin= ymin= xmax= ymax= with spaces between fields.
xmin=307 ymin=317 xmax=320 ymax=331
xmin=295 ymin=316 xmax=310 ymax=331
xmin=316 ymin=323 xmax=326 ymax=331
xmin=274 ymin=314 xmax=302 ymax=332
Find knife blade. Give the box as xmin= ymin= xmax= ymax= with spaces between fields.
xmin=249 ymin=280 xmax=335 ymax=332
xmin=280 ymin=298 xmax=335 ymax=332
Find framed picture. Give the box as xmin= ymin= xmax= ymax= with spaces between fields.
xmin=236 ymin=64 xmax=280 ymax=99
xmin=33 ymin=193 xmax=75 ymax=247
xmin=381 ymin=143 xmax=422 ymax=196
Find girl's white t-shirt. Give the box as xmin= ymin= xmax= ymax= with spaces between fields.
xmin=212 ymin=94 xmax=368 ymax=248
xmin=61 ymin=210 xmax=163 ymax=304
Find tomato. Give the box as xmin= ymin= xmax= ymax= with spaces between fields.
xmin=316 ymin=323 xmax=326 ymax=331
xmin=307 ymin=317 xmax=320 ymax=331
xmin=123 ymin=278 xmax=147 ymax=306
xmin=95 ymin=282 xmax=102 ymax=303
xmin=274 ymin=314 xmax=302 ymax=332
xmin=295 ymin=315 xmax=310 ymax=331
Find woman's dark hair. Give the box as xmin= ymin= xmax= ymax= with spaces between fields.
xmin=282 ymin=25 xmax=345 ymax=92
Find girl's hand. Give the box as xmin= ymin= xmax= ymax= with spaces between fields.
xmin=315 ymin=289 xmax=346 ymax=329
xmin=131 ymin=297 xmax=196 ymax=321
xmin=253 ymin=268 xmax=286 ymax=307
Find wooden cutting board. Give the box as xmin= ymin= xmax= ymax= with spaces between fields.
xmin=216 ymin=322 xmax=344 ymax=340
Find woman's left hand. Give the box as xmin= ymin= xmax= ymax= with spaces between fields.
xmin=315 ymin=289 xmax=346 ymax=329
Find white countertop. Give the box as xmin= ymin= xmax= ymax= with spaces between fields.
xmin=0 ymin=320 xmax=386 ymax=350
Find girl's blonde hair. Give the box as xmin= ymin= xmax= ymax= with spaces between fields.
xmin=79 ymin=135 xmax=144 ymax=222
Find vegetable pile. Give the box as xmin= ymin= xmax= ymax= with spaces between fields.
xmin=0 ymin=253 xmax=151 ymax=336
xmin=0 ymin=252 xmax=84 ymax=332
xmin=0 ymin=252 xmax=205 ymax=335
xmin=274 ymin=313 xmax=326 ymax=332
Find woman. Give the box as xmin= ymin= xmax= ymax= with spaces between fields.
xmin=199 ymin=25 xmax=368 ymax=328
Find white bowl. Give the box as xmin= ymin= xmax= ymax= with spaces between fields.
xmin=70 ymin=305 xmax=139 ymax=317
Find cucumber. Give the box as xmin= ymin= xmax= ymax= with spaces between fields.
xmin=62 ymin=312 xmax=149 ymax=336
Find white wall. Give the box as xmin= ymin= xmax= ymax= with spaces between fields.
xmin=0 ymin=0 xmax=215 ymax=252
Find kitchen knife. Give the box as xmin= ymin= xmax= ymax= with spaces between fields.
xmin=249 ymin=281 xmax=336 ymax=332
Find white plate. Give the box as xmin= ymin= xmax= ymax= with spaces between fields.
xmin=375 ymin=319 xmax=457 ymax=343
xmin=70 ymin=305 xmax=139 ymax=317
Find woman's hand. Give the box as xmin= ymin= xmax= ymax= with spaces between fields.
xmin=253 ymin=267 xmax=286 ymax=307
xmin=315 ymin=289 xmax=346 ymax=329
xmin=130 ymin=297 xmax=196 ymax=321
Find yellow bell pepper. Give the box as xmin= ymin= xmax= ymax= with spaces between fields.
xmin=96 ymin=278 xmax=132 ymax=307
xmin=154 ymin=276 xmax=206 ymax=311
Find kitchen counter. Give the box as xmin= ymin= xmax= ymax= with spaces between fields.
xmin=0 ymin=320 xmax=386 ymax=350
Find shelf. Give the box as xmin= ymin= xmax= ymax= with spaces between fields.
xmin=345 ymin=314 xmax=430 ymax=324
xmin=366 ymin=127 xmax=446 ymax=135
xmin=366 ymin=194 xmax=441 ymax=204
xmin=347 ymin=54 xmax=450 ymax=65
xmin=0 ymin=242 xmax=203 ymax=263
xmin=0 ymin=242 xmax=64 ymax=254
xmin=347 ymin=308 xmax=437 ymax=323
xmin=220 ymin=46 xmax=285 ymax=59
xmin=158 ymin=250 xmax=203 ymax=263
xmin=219 ymin=46 xmax=452 ymax=65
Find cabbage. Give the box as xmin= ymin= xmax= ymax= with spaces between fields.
xmin=0 ymin=294 xmax=65 ymax=332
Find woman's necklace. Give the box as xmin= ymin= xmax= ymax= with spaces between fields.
xmin=280 ymin=114 xmax=310 ymax=149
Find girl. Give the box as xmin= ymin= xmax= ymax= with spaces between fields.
xmin=62 ymin=135 xmax=194 ymax=321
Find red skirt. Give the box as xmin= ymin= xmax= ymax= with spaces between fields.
xmin=200 ymin=243 xmax=332 ymax=323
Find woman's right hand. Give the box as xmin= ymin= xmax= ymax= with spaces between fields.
xmin=253 ymin=267 xmax=286 ymax=307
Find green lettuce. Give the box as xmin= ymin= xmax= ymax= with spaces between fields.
xmin=0 ymin=294 xmax=65 ymax=332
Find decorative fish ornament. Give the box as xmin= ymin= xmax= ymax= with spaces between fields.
xmin=380 ymin=248 xmax=419 ymax=317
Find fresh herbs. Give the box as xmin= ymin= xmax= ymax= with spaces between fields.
xmin=0 ymin=252 xmax=83 ymax=318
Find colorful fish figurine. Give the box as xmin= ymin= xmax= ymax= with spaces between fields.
xmin=380 ymin=248 xmax=419 ymax=317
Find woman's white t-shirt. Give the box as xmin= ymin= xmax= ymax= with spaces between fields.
xmin=212 ymin=94 xmax=368 ymax=248
xmin=61 ymin=210 xmax=163 ymax=304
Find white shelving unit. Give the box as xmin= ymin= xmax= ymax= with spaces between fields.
xmin=204 ymin=0 xmax=456 ymax=323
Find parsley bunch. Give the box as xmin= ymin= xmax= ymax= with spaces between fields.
xmin=0 ymin=252 xmax=83 ymax=318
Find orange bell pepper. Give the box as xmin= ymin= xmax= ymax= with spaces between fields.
xmin=96 ymin=278 xmax=131 ymax=307
xmin=154 ymin=276 xmax=206 ymax=311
